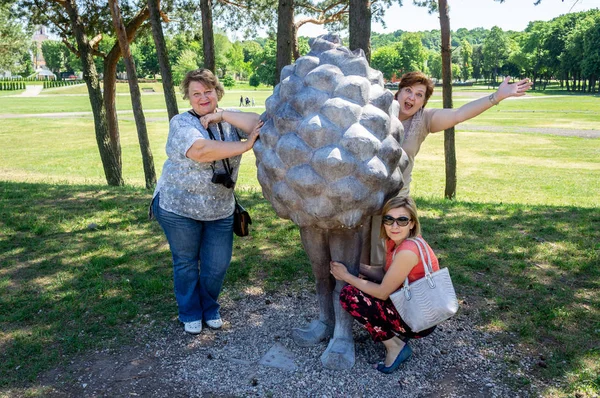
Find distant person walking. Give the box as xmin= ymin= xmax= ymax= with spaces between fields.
xmin=251 ymin=97 xmax=255 ymax=107
xmin=239 ymin=95 xmax=244 ymax=107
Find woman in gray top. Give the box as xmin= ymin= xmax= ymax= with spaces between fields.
xmin=152 ymin=69 xmax=262 ymax=335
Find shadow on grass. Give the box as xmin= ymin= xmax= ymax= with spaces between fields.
xmin=0 ymin=181 xmax=598 ymax=394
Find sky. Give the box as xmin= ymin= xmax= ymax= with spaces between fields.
xmin=297 ymin=0 xmax=600 ymax=37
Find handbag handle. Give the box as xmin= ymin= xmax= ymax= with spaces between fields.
xmin=393 ymin=238 xmax=435 ymax=299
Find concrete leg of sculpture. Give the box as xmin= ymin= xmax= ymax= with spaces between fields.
xmin=292 ymin=226 xmax=335 ymax=347
xmin=360 ymin=217 xmax=372 ymax=265
xmin=321 ymin=228 xmax=362 ymax=370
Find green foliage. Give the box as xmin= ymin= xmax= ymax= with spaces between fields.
xmin=459 ymin=39 xmax=473 ymax=81
xmin=251 ymin=39 xmax=277 ymax=87
xmin=371 ymin=45 xmax=401 ymax=80
xmin=222 ymin=74 xmax=235 ymax=87
xmin=131 ymin=28 xmax=161 ymax=78
xmin=249 ymin=73 xmax=261 ymax=87
xmin=428 ymin=51 xmax=442 ymax=80
xmin=0 ymin=4 xmax=31 ymax=73
xmin=398 ymin=32 xmax=428 ymax=74
xmin=483 ymin=26 xmax=510 ymax=83
xmin=172 ymin=49 xmax=200 ymax=84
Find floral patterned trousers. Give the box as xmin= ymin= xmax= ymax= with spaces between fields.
xmin=340 ymin=284 xmax=436 ymax=342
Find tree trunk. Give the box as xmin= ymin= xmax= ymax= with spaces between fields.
xmin=64 ymin=0 xmax=123 ymax=186
xmin=148 ymin=0 xmax=179 ymax=120
xmin=275 ymin=0 xmax=294 ymax=85
xmin=103 ymin=56 xmax=121 ymax=165
xmin=292 ymin=23 xmax=300 ymax=61
xmin=349 ymin=0 xmax=371 ymax=62
xmin=200 ymin=0 xmax=215 ymax=73
xmin=439 ymin=0 xmax=456 ymax=200
xmin=110 ymin=0 xmax=156 ymax=189
xmin=103 ymin=5 xmax=150 ymax=178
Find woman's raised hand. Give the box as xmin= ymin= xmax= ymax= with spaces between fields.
xmin=496 ymin=76 xmax=533 ymax=101
xmin=199 ymin=111 xmax=223 ymax=129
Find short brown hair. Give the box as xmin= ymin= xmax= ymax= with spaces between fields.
xmin=180 ymin=68 xmax=225 ymax=100
xmin=379 ymin=196 xmax=421 ymax=240
xmin=396 ymin=71 xmax=435 ymax=106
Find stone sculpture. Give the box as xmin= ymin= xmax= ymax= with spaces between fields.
xmin=254 ymin=33 xmax=409 ymax=369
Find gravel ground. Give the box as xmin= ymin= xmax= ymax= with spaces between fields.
xmin=27 ymin=287 xmax=554 ymax=398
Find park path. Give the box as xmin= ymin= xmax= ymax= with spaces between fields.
xmin=19 ymin=84 xmax=43 ymax=97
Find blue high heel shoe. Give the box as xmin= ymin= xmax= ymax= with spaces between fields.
xmin=376 ymin=343 xmax=412 ymax=374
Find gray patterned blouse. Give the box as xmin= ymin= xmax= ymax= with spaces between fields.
xmin=153 ymin=109 xmax=247 ymax=221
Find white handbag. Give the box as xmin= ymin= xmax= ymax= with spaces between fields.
xmin=389 ymin=237 xmax=459 ymax=333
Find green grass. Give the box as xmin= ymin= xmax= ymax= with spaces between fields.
xmin=0 ymin=182 xmax=312 ymax=387
xmin=1 ymin=183 xmax=597 ymax=396
xmin=0 ymin=86 xmax=599 ymax=397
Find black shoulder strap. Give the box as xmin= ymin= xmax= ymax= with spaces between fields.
xmin=188 ymin=110 xmax=233 ymax=176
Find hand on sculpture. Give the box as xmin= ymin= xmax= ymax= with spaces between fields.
xmin=199 ymin=111 xmax=223 ymax=128
xmin=330 ymin=261 xmax=349 ymax=282
xmin=496 ymin=76 xmax=532 ymax=101
xmin=246 ymin=121 xmax=263 ymax=149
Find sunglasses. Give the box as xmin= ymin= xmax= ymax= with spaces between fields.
xmin=382 ymin=215 xmax=411 ymax=227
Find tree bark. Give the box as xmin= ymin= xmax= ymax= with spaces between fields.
xmin=275 ymin=0 xmax=294 ymax=85
xmin=200 ymin=0 xmax=215 ymax=72
xmin=292 ymin=23 xmax=300 ymax=61
xmin=439 ymin=0 xmax=456 ymax=200
xmin=148 ymin=0 xmax=179 ymax=120
xmin=103 ymin=56 xmax=121 ymax=165
xmin=109 ymin=0 xmax=156 ymax=189
xmin=349 ymin=0 xmax=371 ymax=62
xmin=64 ymin=0 xmax=123 ymax=186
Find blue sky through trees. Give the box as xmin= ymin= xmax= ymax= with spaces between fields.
xmin=296 ymin=0 xmax=600 ymax=36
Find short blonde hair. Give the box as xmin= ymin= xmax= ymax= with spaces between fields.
xmin=180 ymin=68 xmax=225 ymax=100
xmin=379 ymin=196 xmax=421 ymax=240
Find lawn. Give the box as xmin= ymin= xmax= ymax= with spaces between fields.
xmin=0 ymin=86 xmax=599 ymax=397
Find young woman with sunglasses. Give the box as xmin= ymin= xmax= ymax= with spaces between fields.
xmin=330 ymin=196 xmax=439 ymax=374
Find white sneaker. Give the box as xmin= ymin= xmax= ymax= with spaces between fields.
xmin=184 ymin=320 xmax=202 ymax=334
xmin=205 ymin=318 xmax=223 ymax=329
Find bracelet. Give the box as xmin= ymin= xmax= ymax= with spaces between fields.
xmin=488 ymin=93 xmax=499 ymax=106
xmin=220 ymin=110 xmax=225 ymax=122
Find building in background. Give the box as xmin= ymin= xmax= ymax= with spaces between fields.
xmin=32 ymin=25 xmax=49 ymax=69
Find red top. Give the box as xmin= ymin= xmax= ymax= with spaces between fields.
xmin=385 ymin=236 xmax=440 ymax=283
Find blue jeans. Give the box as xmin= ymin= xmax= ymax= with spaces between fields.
xmin=152 ymin=194 xmax=234 ymax=323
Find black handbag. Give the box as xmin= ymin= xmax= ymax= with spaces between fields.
xmin=233 ymin=195 xmax=251 ymax=237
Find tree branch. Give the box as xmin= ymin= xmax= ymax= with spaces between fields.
xmin=62 ymin=38 xmax=80 ymax=57
xmin=106 ymin=5 xmax=150 ymax=63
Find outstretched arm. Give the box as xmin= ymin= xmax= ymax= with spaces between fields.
xmin=200 ymin=109 xmax=261 ymax=135
xmin=428 ymin=76 xmax=532 ymax=133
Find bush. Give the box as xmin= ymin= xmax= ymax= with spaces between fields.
xmin=249 ymin=74 xmax=260 ymax=88
xmin=222 ymin=75 xmax=235 ymax=87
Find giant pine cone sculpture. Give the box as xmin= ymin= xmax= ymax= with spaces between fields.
xmin=255 ymin=34 xmax=407 ymax=230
